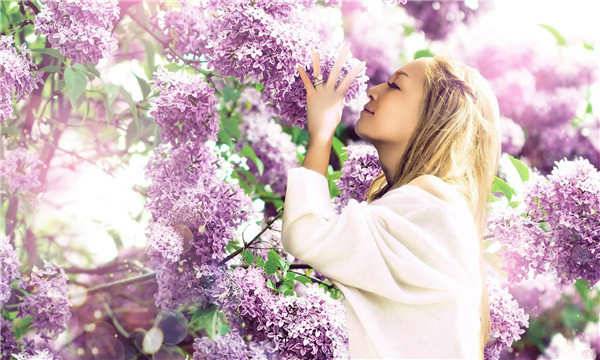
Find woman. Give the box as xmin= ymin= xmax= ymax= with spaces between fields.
xmin=283 ymin=43 xmax=500 ymax=359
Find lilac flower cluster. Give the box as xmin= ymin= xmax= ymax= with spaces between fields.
xmin=144 ymin=140 xmax=219 ymax=220
xmin=211 ymin=266 xmax=349 ymax=359
xmin=34 ymin=0 xmax=120 ymax=64
xmin=0 ymin=36 xmax=42 ymax=123
xmin=203 ymin=0 xmax=368 ymax=128
xmin=154 ymin=1 xmax=211 ymax=64
xmin=149 ymin=67 xmax=219 ymax=147
xmin=507 ymin=272 xmax=564 ymax=318
xmin=236 ymin=88 xmax=299 ymax=196
xmin=0 ymin=234 xmax=20 ymax=307
xmin=537 ymin=332 xmax=596 ymax=360
xmin=521 ymin=121 xmax=600 ymax=174
xmin=144 ymin=136 xmax=255 ymax=309
xmin=454 ymin=27 xmax=600 ymax=173
xmin=486 ymin=206 xmax=551 ymax=283
xmin=483 ymin=270 xmax=529 ymax=360
xmin=341 ymin=1 xmax=405 ymax=86
xmin=523 ymin=157 xmax=600 ymax=287
xmin=1 ymin=317 xmax=19 ymax=359
xmin=0 ymin=146 xmax=45 ymax=195
xmin=192 ymin=330 xmax=271 ymax=360
xmin=18 ymin=263 xmax=71 ymax=338
xmin=580 ymin=321 xmax=600 ymax=355
xmin=403 ymin=0 xmax=492 ymax=41
xmin=334 ymin=142 xmax=381 ymax=212
xmin=499 ymin=116 xmax=525 ymax=156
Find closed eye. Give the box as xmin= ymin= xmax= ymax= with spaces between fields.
xmin=387 ymin=81 xmax=400 ymax=90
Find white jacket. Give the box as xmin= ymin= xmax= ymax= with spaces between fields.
xmin=281 ymin=166 xmax=482 ymax=359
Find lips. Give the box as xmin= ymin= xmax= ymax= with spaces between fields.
xmin=362 ymin=106 xmax=374 ymax=115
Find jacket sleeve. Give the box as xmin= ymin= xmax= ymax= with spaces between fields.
xmin=281 ymin=166 xmax=469 ymax=303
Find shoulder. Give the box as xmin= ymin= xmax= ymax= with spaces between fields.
xmin=406 ymin=175 xmax=457 ymax=205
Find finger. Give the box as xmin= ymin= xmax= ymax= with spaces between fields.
xmin=336 ymin=62 xmax=365 ymax=96
xmin=326 ymin=43 xmax=350 ymax=89
xmin=311 ymin=48 xmax=321 ymax=78
xmin=296 ymin=65 xmax=315 ymax=95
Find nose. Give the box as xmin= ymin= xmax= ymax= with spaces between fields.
xmin=366 ymin=82 xmax=383 ymax=102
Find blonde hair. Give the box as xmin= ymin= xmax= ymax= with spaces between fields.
xmin=365 ymin=55 xmax=501 ymax=359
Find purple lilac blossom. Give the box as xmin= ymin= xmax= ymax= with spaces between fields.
xmin=484 ymin=269 xmax=530 ymax=360
xmin=154 ymin=1 xmax=211 ymax=65
xmin=204 ymin=0 xmax=368 ymax=128
xmin=486 ymin=199 xmax=552 ymax=283
xmin=0 ymin=36 xmax=42 ymax=123
xmin=403 ymin=0 xmax=492 ymax=41
xmin=536 ymin=332 xmax=596 ymax=360
xmin=579 ymin=321 xmax=600 ymax=355
xmin=453 ymin=24 xmax=595 ymax=133
xmin=0 ymin=147 xmax=45 ymax=194
xmin=149 ymin=67 xmax=219 ymax=147
xmin=144 ymin=140 xmax=220 ymax=221
xmin=18 ymin=263 xmax=71 ymax=338
xmin=0 ymin=234 xmax=20 ymax=307
xmin=278 ymin=49 xmax=368 ymax=128
xmin=499 ymin=116 xmax=525 ymax=156
xmin=507 ymin=272 xmax=564 ymax=318
xmin=521 ymin=123 xmax=600 ymax=174
xmin=236 ymin=89 xmax=299 ymax=196
xmin=334 ymin=142 xmax=381 ymax=212
xmin=1 ymin=317 xmax=19 ymax=359
xmin=34 ymin=0 xmax=120 ymax=64
xmin=523 ymin=157 xmax=600 ymax=287
xmin=163 ymin=178 xmax=254 ymax=262
xmin=343 ymin=1 xmax=405 ymax=86
xmin=213 ymin=266 xmax=349 ymax=359
xmin=192 ymin=330 xmax=271 ymax=360
xmin=152 ymin=258 xmax=212 ymax=310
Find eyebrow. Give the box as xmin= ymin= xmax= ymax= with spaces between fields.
xmin=389 ymin=70 xmax=409 ymax=87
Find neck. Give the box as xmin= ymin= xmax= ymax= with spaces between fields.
xmin=373 ymin=140 xmax=407 ymax=186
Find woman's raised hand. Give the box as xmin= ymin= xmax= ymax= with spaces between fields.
xmin=296 ymin=44 xmax=365 ymax=142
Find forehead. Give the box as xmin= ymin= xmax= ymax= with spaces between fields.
xmin=393 ymin=58 xmax=429 ymax=85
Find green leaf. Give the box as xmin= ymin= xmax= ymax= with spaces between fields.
xmin=125 ymin=119 xmax=140 ymax=148
xmin=294 ymin=273 xmax=311 ymax=285
xmin=331 ymin=136 xmax=347 ymax=165
xmin=240 ymin=144 xmax=264 ymax=176
xmin=583 ymin=42 xmax=594 ymax=51
xmin=402 ymin=24 xmax=415 ymax=37
xmin=585 ymin=102 xmax=593 ymax=114
xmin=135 ymin=74 xmax=151 ymax=99
xmin=13 ymin=316 xmax=33 ymax=339
xmin=39 ymin=65 xmax=61 ymax=73
xmin=241 ymin=249 xmax=254 ymax=265
xmin=414 ymin=49 xmax=434 ymax=59
xmin=64 ymin=65 xmax=88 ymax=107
xmin=73 ymin=63 xmax=99 ymax=80
xmin=120 ymin=86 xmax=139 ymax=120
xmin=30 ymin=47 xmax=64 ymax=60
xmin=266 ymin=279 xmax=276 ymax=290
xmin=508 ymin=155 xmax=530 ymax=182
xmin=264 ymin=260 xmax=278 ymax=275
xmin=560 ymin=303 xmax=585 ymax=329
xmin=106 ymin=228 xmax=123 ymax=250
xmin=538 ymin=24 xmax=567 ymax=46
xmin=188 ymin=305 xmax=229 ymax=340
xmin=491 ymin=176 xmax=516 ymax=201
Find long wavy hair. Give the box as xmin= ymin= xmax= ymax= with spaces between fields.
xmin=364 ymin=55 xmax=501 ymax=358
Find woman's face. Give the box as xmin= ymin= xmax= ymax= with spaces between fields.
xmin=355 ymin=58 xmax=430 ymax=145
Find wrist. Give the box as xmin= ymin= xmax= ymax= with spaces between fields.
xmin=308 ymin=133 xmax=333 ymax=147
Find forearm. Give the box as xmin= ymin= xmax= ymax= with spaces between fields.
xmin=302 ymin=135 xmax=332 ymax=177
